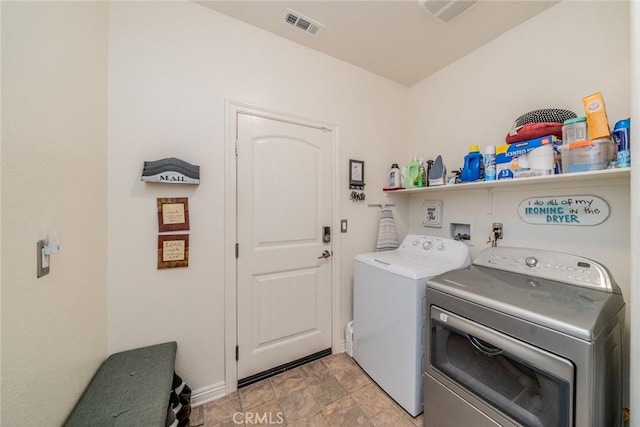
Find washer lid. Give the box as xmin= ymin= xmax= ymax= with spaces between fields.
xmin=428 ymin=265 xmax=625 ymax=341
xmin=355 ymin=251 xmax=466 ymax=280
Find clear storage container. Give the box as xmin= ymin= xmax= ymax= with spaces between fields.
xmin=562 ymin=116 xmax=588 ymax=144
xmin=559 ymin=138 xmax=613 ymax=173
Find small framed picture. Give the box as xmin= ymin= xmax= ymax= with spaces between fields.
xmin=423 ymin=201 xmax=443 ymax=228
xmin=349 ymin=159 xmax=365 ymax=188
xmin=157 ymin=197 xmax=190 ymax=232
xmin=158 ymin=234 xmax=189 ymax=269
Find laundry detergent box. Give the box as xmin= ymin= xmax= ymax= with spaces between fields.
xmin=583 ymin=92 xmax=611 ymax=140
xmin=496 ymin=135 xmax=561 ymax=180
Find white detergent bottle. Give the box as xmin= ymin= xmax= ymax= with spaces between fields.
xmin=388 ymin=163 xmax=401 ymax=188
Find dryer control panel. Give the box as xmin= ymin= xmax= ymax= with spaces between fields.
xmin=474 ymin=246 xmax=619 ymax=294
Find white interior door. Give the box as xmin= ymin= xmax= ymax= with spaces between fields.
xmin=236 ymin=113 xmax=333 ymax=381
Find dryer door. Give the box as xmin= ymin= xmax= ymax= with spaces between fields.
xmin=428 ymin=306 xmax=574 ymax=427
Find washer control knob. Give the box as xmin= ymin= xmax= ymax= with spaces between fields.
xmin=525 ymin=257 xmax=539 ymax=268
xmin=437 ymin=244 xmax=445 ymax=251
xmin=423 ymin=241 xmax=433 ymax=250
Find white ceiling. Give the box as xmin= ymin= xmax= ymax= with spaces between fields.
xmin=195 ymin=0 xmax=558 ymax=87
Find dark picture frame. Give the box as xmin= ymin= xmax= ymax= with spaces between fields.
xmin=349 ymin=159 xmax=365 ymax=188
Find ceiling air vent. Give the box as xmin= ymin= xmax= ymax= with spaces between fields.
xmin=419 ymin=0 xmax=478 ymax=23
xmin=283 ymin=8 xmax=325 ymax=37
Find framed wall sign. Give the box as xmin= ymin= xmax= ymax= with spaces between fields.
xmin=157 ymin=197 xmax=190 ymax=232
xmin=422 ymin=201 xmax=443 ymax=228
xmin=349 ymin=159 xmax=365 ymax=189
xmin=158 ymin=234 xmax=189 ymax=269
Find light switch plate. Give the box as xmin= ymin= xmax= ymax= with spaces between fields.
xmin=341 ymin=219 xmax=348 ymax=233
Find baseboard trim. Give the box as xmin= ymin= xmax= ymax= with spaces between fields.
xmin=191 ymin=381 xmax=226 ymax=407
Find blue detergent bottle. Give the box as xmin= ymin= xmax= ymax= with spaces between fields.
xmin=461 ymin=145 xmax=484 ymax=182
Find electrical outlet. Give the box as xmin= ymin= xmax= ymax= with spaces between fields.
xmin=492 ymin=223 xmax=503 ymax=239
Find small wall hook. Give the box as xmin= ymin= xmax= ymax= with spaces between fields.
xmin=350 ymin=190 xmax=366 ymax=202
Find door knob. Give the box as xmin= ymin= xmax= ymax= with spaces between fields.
xmin=318 ymin=250 xmax=331 ymax=259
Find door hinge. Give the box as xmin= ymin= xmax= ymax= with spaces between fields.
xmin=235 ymin=140 xmax=239 ymax=156
xmin=235 ymin=243 xmax=239 ymax=258
xmin=235 ymin=345 xmax=239 ymax=361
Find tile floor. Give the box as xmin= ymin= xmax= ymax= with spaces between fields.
xmin=190 ymin=353 xmax=424 ymax=427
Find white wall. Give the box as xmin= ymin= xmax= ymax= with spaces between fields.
xmin=107 ymin=0 xmax=408 ymax=397
xmin=408 ymin=0 xmax=630 ymax=247
xmin=1 ymin=2 xmax=109 ymax=425
xmin=406 ymin=0 xmax=632 ymax=409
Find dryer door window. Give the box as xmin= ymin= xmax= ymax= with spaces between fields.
xmin=429 ymin=307 xmax=574 ymax=427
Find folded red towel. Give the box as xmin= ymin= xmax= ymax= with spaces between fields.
xmin=506 ymin=122 xmax=563 ymax=144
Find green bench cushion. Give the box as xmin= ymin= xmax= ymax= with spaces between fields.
xmin=65 ymin=341 xmax=177 ymax=427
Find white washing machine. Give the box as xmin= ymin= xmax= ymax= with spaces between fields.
xmin=353 ymin=234 xmax=470 ymax=416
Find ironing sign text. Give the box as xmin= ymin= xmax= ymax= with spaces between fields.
xmin=518 ymin=195 xmax=609 ymax=226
